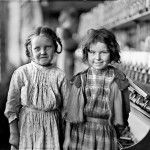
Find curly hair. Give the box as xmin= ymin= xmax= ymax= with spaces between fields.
xmin=81 ymin=28 xmax=121 ymax=64
xmin=25 ymin=26 xmax=62 ymax=57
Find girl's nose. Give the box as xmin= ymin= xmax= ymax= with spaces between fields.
xmin=41 ymin=48 xmax=46 ymax=54
xmin=95 ymin=52 xmax=101 ymax=60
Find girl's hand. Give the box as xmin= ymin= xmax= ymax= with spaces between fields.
xmin=9 ymin=132 xmax=19 ymax=149
xmin=9 ymin=119 xmax=19 ymax=149
xmin=63 ymin=137 xmax=70 ymax=150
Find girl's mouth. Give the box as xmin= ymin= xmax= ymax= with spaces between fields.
xmin=40 ymin=57 xmax=47 ymax=59
xmin=94 ymin=61 xmax=103 ymax=64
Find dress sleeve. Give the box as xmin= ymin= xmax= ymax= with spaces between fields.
xmin=4 ymin=70 xmax=22 ymax=123
xmin=60 ymin=75 xmax=70 ymax=113
xmin=110 ymin=81 xmax=124 ymax=126
xmin=122 ymin=87 xmax=130 ymax=126
xmin=110 ymin=81 xmax=130 ymax=126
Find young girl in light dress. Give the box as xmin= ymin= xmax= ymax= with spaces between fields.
xmin=63 ymin=28 xmax=130 ymax=150
xmin=4 ymin=26 xmax=70 ymax=150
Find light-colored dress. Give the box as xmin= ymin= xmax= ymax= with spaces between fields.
xmin=70 ymin=67 xmax=118 ymax=150
xmin=4 ymin=61 xmax=69 ymax=150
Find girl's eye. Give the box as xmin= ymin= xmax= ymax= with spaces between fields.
xmin=46 ymin=46 xmax=53 ymax=50
xmin=88 ymin=50 xmax=109 ymax=56
xmin=101 ymin=51 xmax=109 ymax=54
xmin=89 ymin=50 xmax=95 ymax=54
xmin=34 ymin=47 xmax=40 ymax=51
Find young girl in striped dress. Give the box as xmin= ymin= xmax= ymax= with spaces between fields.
xmin=4 ymin=26 xmax=70 ymax=150
xmin=63 ymin=28 xmax=130 ymax=150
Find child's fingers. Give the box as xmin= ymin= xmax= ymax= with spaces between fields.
xmin=63 ymin=140 xmax=70 ymax=150
xmin=11 ymin=145 xmax=19 ymax=150
xmin=9 ymin=134 xmax=19 ymax=149
xmin=9 ymin=141 xmax=19 ymax=149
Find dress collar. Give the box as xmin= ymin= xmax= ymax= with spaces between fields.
xmin=31 ymin=61 xmax=54 ymax=70
xmin=90 ymin=67 xmax=109 ymax=75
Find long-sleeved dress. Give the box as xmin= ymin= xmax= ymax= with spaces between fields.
xmin=65 ymin=66 xmax=130 ymax=150
xmin=4 ymin=61 xmax=69 ymax=150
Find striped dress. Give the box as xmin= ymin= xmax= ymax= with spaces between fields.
xmin=69 ymin=67 xmax=118 ymax=150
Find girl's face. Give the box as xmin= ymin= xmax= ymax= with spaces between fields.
xmin=88 ymin=42 xmax=110 ymax=70
xmin=30 ymin=35 xmax=55 ymax=66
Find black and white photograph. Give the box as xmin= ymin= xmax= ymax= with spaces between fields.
xmin=0 ymin=0 xmax=150 ymax=150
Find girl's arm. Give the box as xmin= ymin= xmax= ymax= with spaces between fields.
xmin=4 ymin=70 xmax=22 ymax=123
xmin=60 ymin=75 xmax=70 ymax=116
xmin=63 ymin=122 xmax=71 ymax=150
xmin=4 ymin=69 xmax=22 ymax=147
xmin=9 ymin=119 xmax=19 ymax=149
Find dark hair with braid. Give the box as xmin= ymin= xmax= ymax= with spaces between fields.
xmin=25 ymin=26 xmax=62 ymax=57
xmin=82 ymin=28 xmax=120 ymax=64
